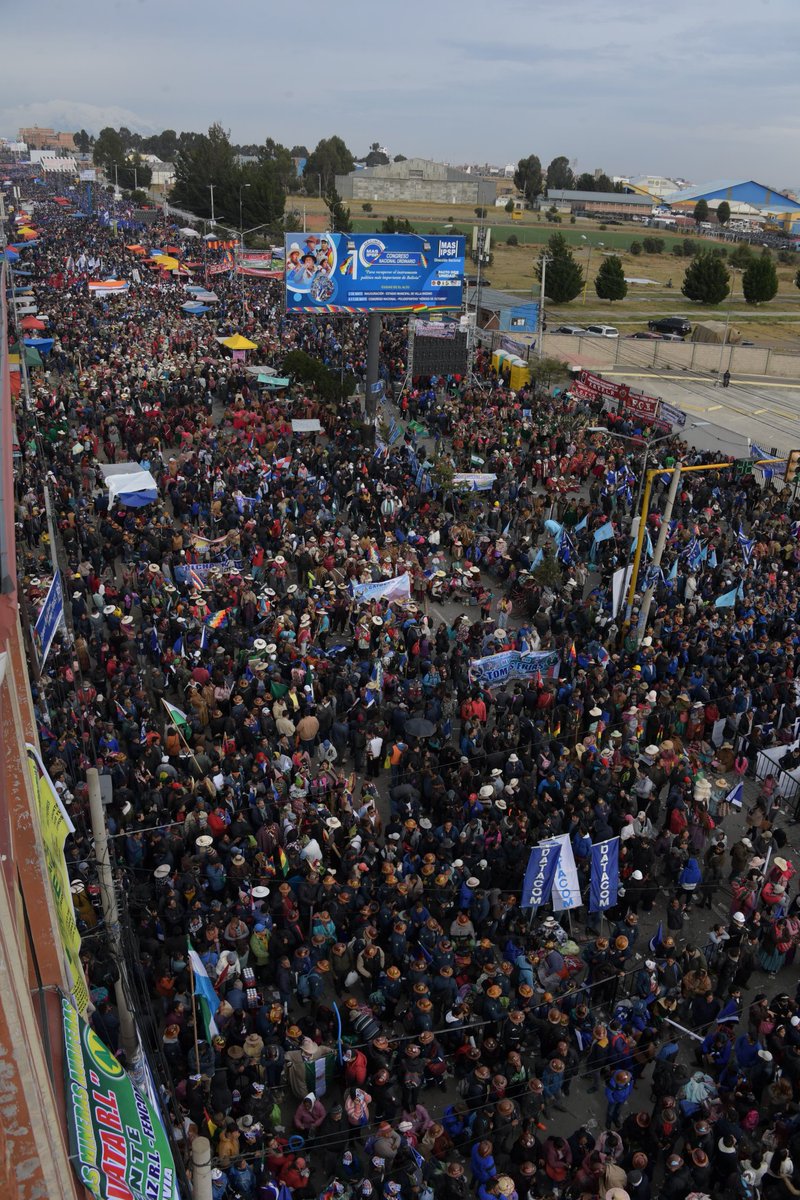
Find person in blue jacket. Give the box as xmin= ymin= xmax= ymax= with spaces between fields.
xmin=678 ymin=857 xmax=702 ymax=904
xmin=605 ymin=1068 xmax=634 ymax=1129
xmin=471 ymin=1138 xmax=496 ymax=1186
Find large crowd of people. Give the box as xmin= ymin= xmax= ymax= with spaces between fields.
xmin=7 ymin=171 xmax=800 ymax=1200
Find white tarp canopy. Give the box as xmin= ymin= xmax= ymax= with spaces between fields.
xmin=291 ymin=419 xmax=322 ymax=433
xmin=100 ymin=461 xmax=158 ymax=507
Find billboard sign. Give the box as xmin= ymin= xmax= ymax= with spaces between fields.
xmin=61 ymin=997 xmax=179 ymax=1200
xmin=236 ymin=248 xmax=284 ymax=278
xmin=284 ymin=232 xmax=464 ymax=313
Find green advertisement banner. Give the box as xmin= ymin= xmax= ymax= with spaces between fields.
xmin=61 ymin=998 xmax=178 ymax=1200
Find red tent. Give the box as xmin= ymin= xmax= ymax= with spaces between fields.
xmin=20 ymin=316 xmax=45 ymax=331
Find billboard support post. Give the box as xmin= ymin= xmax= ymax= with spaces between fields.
xmin=365 ymin=312 xmax=382 ymax=425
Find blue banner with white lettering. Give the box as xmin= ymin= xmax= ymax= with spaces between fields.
xmin=521 ymin=842 xmax=563 ymax=911
xmin=589 ymin=837 xmax=620 ymax=912
xmin=469 ymin=649 xmax=559 ymax=689
xmin=33 ymin=573 xmax=65 ymax=667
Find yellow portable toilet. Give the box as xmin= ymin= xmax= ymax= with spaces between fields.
xmin=492 ymin=348 xmax=512 ymax=374
xmin=509 ymin=356 xmax=531 ymax=391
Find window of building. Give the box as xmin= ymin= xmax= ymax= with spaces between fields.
xmin=408 ymin=170 xmax=424 ymax=178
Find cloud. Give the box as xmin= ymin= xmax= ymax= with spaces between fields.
xmin=0 ymin=100 xmax=156 ymax=137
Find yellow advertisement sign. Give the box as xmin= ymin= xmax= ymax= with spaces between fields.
xmin=26 ymin=744 xmax=89 ymax=1015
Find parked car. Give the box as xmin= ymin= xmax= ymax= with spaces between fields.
xmin=627 ymin=331 xmax=662 ymax=340
xmin=647 ymin=316 xmax=691 ymax=336
xmin=585 ymin=324 xmax=619 ymax=339
xmin=554 ymin=325 xmax=586 ymax=336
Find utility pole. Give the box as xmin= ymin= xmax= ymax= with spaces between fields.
xmin=191 ymin=1137 xmax=212 ymax=1200
xmin=364 ymin=313 xmax=382 ymax=431
xmin=537 ymin=254 xmax=550 ymax=358
xmin=634 ymin=465 xmax=682 ymax=645
xmin=87 ymin=768 xmax=138 ymax=1064
xmin=209 ymin=183 xmax=216 ymax=224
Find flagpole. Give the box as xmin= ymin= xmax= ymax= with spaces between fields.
xmin=161 ymin=698 xmax=204 ymax=777
xmin=188 ymin=952 xmax=202 ymax=1076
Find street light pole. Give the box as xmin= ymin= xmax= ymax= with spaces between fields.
xmin=209 ymin=183 xmax=216 ymax=224
xmin=717 ymin=267 xmax=738 ymax=383
xmin=238 ymin=183 xmax=251 ymax=248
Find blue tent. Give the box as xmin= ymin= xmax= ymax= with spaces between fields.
xmin=181 ymin=301 xmax=210 ymax=314
xmin=23 ymin=337 xmax=54 ymax=354
xmin=4 ymin=248 xmax=19 ymax=262
xmin=101 ymin=463 xmax=159 ymax=508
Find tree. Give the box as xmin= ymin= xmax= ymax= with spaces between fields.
xmin=118 ymin=152 xmax=152 ymax=191
xmin=546 ymin=155 xmax=575 ymax=191
xmin=324 ymin=185 xmax=352 ymax=233
xmin=93 ymin=126 xmax=126 ymax=174
xmin=365 ymin=150 xmax=389 ymax=167
xmin=475 ymin=207 xmax=487 ymax=219
xmin=381 ymin=216 xmax=415 ymax=234
xmin=532 ymin=545 xmax=563 ymax=588
xmin=73 ymin=129 xmax=92 ymax=153
xmin=595 ymin=255 xmax=628 ymax=301
xmin=505 ymin=197 xmax=515 ymax=213
xmin=513 ymin=154 xmax=543 ymax=205
xmin=716 ymin=200 xmax=731 ymax=227
xmin=693 ymin=198 xmax=710 ymax=225
xmin=528 ymin=356 xmax=569 ymax=391
xmin=595 ymin=173 xmax=614 ymax=192
xmin=362 ymin=202 xmax=373 ymax=212
xmin=728 ymin=243 xmax=753 ymax=270
xmin=171 ymin=122 xmax=237 ymax=217
xmin=304 ymin=136 xmax=355 ymax=192
xmin=290 ymin=145 xmax=309 ymax=158
xmin=742 ymin=253 xmax=779 ymax=304
xmin=393 ymin=154 xmax=407 ymax=162
xmin=681 ymin=252 xmax=730 ymax=304
xmin=535 ymin=232 xmax=584 ymax=303
xmin=576 ymin=172 xmax=596 ymax=192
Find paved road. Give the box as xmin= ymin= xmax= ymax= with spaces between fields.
xmin=593 ymin=368 xmax=800 ymax=456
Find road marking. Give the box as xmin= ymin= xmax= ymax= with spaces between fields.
xmin=707 ymin=404 xmax=722 ymax=411
xmin=753 ymin=408 xmax=767 ymax=415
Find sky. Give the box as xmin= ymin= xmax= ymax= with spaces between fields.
xmin=2 ymin=0 xmax=797 ymax=187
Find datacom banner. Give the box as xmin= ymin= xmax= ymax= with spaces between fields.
xmin=284 ymin=232 xmax=465 ymax=314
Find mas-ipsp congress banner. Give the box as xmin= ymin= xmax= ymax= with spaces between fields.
xmin=284 ymin=232 xmax=464 ymax=313
xmin=350 ymin=573 xmax=411 ymax=604
xmin=33 ymin=572 xmax=65 ymax=667
xmin=27 ymin=745 xmax=89 ymax=1016
xmin=521 ymin=841 xmax=562 ymax=910
xmin=589 ymin=837 xmax=620 ymax=912
xmin=62 ymin=997 xmax=179 ymax=1200
xmin=469 ymin=649 xmax=559 ymax=689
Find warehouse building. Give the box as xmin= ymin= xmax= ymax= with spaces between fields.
xmin=666 ymin=179 xmax=800 ymax=232
xmin=335 ymin=158 xmax=496 ymax=206
xmin=544 ymin=189 xmax=654 ymax=219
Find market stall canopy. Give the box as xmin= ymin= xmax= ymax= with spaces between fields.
xmin=20 ymin=316 xmax=46 ymax=331
xmin=291 ymin=418 xmax=322 ymax=433
xmin=126 ymin=244 xmax=147 ymax=255
xmin=181 ymin=302 xmax=209 ymax=314
xmin=259 ymin=376 xmax=290 ymax=387
xmin=247 ymin=364 xmax=276 ymax=377
xmin=218 ymin=334 xmax=257 ymax=351
xmin=23 ymin=337 xmax=54 ymax=354
xmin=101 ymin=462 xmax=159 ymax=508
xmin=191 ymin=290 xmax=218 ymax=303
xmin=179 ymin=227 xmax=201 ymax=238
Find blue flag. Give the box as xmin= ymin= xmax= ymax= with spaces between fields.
xmin=649 ymin=921 xmax=664 ymax=954
xmin=708 ymin=547 xmax=717 ymax=568
xmin=521 ymin=842 xmax=562 ymax=910
xmin=715 ymin=586 xmax=739 ymax=608
xmin=574 ymin=514 xmax=588 ymax=533
xmin=593 ymin=522 xmax=615 ymax=544
xmin=737 ymin=526 xmax=754 ymax=566
xmin=725 ymin=781 xmax=743 ymax=808
xmin=668 ymin=559 xmax=678 ymax=583
xmin=589 ymin=838 xmax=619 ymax=912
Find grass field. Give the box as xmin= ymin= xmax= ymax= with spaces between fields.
xmin=287 ymin=194 xmax=800 ymax=349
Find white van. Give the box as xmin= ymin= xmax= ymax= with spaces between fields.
xmin=585 ymin=324 xmax=619 ymax=338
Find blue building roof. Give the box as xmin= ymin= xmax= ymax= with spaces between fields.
xmin=669 ymin=179 xmax=800 ymax=211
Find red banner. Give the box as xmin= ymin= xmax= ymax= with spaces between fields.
xmin=621 ymin=393 xmax=659 ymax=419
